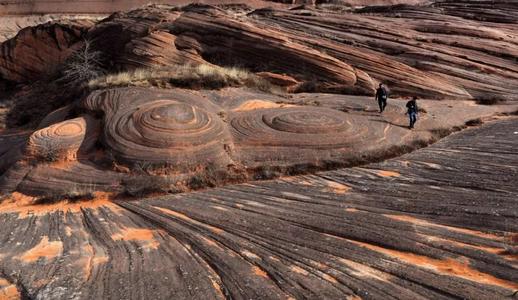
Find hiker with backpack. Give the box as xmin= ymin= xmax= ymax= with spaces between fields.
xmin=375 ymin=83 xmax=388 ymax=113
xmin=406 ymin=96 xmax=419 ymax=129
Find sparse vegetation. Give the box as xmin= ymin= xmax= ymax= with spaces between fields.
xmin=465 ymin=118 xmax=483 ymax=126
xmin=37 ymin=140 xmax=62 ymax=162
xmin=476 ymin=95 xmax=505 ymax=105
xmin=60 ymin=39 xmax=105 ymax=87
xmin=88 ymin=64 xmax=280 ymax=93
xmin=35 ymin=183 xmax=98 ymax=203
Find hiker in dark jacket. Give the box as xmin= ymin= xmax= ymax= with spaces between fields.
xmin=375 ymin=83 xmax=388 ymax=113
xmin=406 ymin=96 xmax=418 ymax=129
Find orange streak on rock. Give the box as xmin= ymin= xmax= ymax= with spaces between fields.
xmin=207 ymin=225 xmax=224 ymax=234
xmin=232 ymin=100 xmax=290 ymax=112
xmin=210 ymin=279 xmax=225 ymax=300
xmin=82 ymin=244 xmax=109 ymax=280
xmin=252 ymin=266 xmax=269 ymax=279
xmin=111 ymin=228 xmax=159 ymax=250
xmin=345 ymin=208 xmax=359 ymax=212
xmin=377 ymin=170 xmax=400 ymax=177
xmin=350 ymin=240 xmax=518 ymax=290
xmin=290 ymin=265 xmax=309 ymax=275
xmin=212 ymin=206 xmax=228 ymax=211
xmin=241 ymin=250 xmax=261 ymax=260
xmin=155 ymin=206 xmax=225 ymax=235
xmin=0 ymin=192 xmax=118 ymax=218
xmin=322 ymin=273 xmax=338 ymax=283
xmin=18 ymin=236 xmax=63 ymax=263
xmin=385 ymin=214 xmax=503 ymax=240
xmin=325 ymin=181 xmax=351 ymax=194
xmin=339 ymin=257 xmax=389 ymax=282
xmin=0 ymin=283 xmax=20 ymax=300
xmin=112 ymin=228 xmax=153 ymax=241
xmin=425 ymin=236 xmax=503 ymax=254
xmin=269 ymin=256 xmax=280 ymax=262
xmin=155 ymin=206 xmax=191 ymax=221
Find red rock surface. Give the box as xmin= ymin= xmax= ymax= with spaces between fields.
xmin=0 ymin=20 xmax=93 ymax=82
xmin=0 ymin=2 xmax=517 ymax=298
xmin=1 ymin=85 xmax=517 ymax=199
xmin=0 ymin=15 xmax=103 ymax=42
xmin=1 ymin=2 xmax=517 ymax=100
xmin=0 ymin=118 xmax=516 ymax=299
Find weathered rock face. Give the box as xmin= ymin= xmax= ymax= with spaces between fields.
xmin=0 ymin=20 xmax=93 ymax=82
xmin=2 ymin=1 xmax=517 ymax=99
xmin=171 ymin=5 xmax=368 ymax=91
xmin=431 ymin=0 xmax=518 ymax=24
xmin=0 ymin=117 xmax=516 ymax=300
xmin=250 ymin=3 xmax=518 ymax=100
xmin=84 ymin=4 xmax=374 ymax=93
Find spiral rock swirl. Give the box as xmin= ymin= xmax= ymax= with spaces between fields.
xmin=84 ymin=88 xmax=233 ymax=170
xmin=231 ymin=107 xmax=365 ymax=148
xmin=27 ymin=116 xmax=98 ymax=161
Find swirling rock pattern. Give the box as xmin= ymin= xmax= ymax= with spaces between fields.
xmin=230 ymin=107 xmax=376 ymax=167
xmin=0 ymin=118 xmax=516 ymax=299
xmin=27 ymin=115 xmax=99 ymax=161
xmin=3 ymin=2 xmax=517 ymax=99
xmin=3 ymin=84 xmax=516 ymax=198
xmin=84 ymin=88 xmax=234 ymax=171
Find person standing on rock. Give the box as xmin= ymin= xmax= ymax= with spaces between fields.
xmin=406 ymin=96 xmax=419 ymax=129
xmin=375 ymin=83 xmax=388 ymax=113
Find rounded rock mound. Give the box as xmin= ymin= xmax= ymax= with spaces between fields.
xmin=27 ymin=115 xmax=99 ymax=162
xmin=83 ymin=88 xmax=234 ymax=171
xmin=231 ymin=107 xmax=359 ymax=147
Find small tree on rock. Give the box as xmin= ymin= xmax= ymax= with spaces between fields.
xmin=61 ymin=39 xmax=105 ymax=87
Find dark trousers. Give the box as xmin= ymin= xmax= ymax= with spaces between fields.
xmin=409 ymin=112 xmax=417 ymax=128
xmin=378 ymin=99 xmax=387 ymax=112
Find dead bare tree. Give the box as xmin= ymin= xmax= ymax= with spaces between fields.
xmin=60 ymin=39 xmax=105 ymax=87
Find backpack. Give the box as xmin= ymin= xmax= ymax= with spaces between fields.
xmin=378 ymin=88 xmax=387 ymax=100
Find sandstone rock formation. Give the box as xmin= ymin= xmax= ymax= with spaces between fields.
xmin=0 ymin=20 xmax=93 ymax=82
xmin=2 ymin=2 xmax=517 ymax=100
xmin=0 ymin=0 xmax=516 ymax=199
xmin=1 ymin=85 xmax=517 ymax=200
xmin=0 ymin=117 xmax=516 ymax=299
xmin=0 ymin=1 xmax=517 ymax=298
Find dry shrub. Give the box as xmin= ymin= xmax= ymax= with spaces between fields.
xmin=60 ymin=39 xmax=105 ymax=87
xmin=465 ymin=118 xmax=483 ymax=127
xmin=476 ymin=95 xmax=505 ymax=105
xmin=88 ymin=64 xmax=280 ymax=93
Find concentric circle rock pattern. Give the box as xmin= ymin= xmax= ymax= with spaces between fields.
xmin=81 ymin=88 xmax=384 ymax=172
xmin=0 ymin=117 xmax=516 ymax=300
xmin=84 ymin=89 xmax=233 ymax=170
xmin=1 ymin=84 xmax=517 ymax=198
xmin=27 ymin=116 xmax=98 ymax=161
